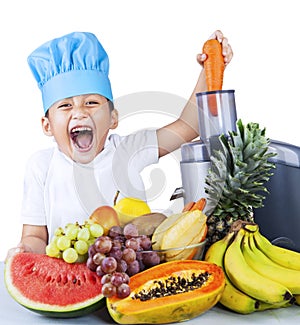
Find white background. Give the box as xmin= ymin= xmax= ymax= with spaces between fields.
xmin=1 ymin=0 xmax=299 ymax=261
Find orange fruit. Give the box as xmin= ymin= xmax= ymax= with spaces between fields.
xmin=113 ymin=197 xmax=151 ymax=225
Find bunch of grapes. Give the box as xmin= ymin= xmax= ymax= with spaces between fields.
xmin=46 ymin=220 xmax=104 ymax=263
xmin=86 ymin=223 xmax=161 ymax=298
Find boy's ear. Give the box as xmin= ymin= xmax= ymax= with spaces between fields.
xmin=110 ymin=109 xmax=118 ymax=129
xmin=41 ymin=116 xmax=53 ymax=136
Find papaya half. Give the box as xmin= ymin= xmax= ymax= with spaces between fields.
xmin=107 ymin=260 xmax=225 ymax=324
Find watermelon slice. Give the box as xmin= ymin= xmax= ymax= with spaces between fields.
xmin=4 ymin=252 xmax=105 ymax=318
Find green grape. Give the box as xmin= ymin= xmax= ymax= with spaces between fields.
xmin=76 ymin=253 xmax=88 ymax=263
xmin=65 ymin=224 xmax=79 ymax=240
xmin=54 ymin=227 xmax=64 ymax=236
xmin=84 ymin=219 xmax=93 ymax=227
xmin=50 ymin=235 xmax=61 ymax=245
xmin=63 ymin=247 xmax=78 ymax=263
xmin=56 ymin=235 xmax=71 ymax=251
xmin=74 ymin=240 xmax=89 ymax=255
xmin=87 ymin=238 xmax=96 ymax=246
xmin=90 ymin=223 xmax=104 ymax=238
xmin=77 ymin=227 xmax=90 ymax=241
xmin=46 ymin=242 xmax=60 ymax=257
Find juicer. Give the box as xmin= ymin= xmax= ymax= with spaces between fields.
xmin=173 ymin=90 xmax=300 ymax=252
xmin=173 ymin=90 xmax=237 ymax=209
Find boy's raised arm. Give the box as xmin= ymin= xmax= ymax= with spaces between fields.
xmin=157 ymin=30 xmax=233 ymax=157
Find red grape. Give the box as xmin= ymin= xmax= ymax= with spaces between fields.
xmin=109 ymin=225 xmax=123 ymax=238
xmin=93 ymin=252 xmax=106 ymax=265
xmin=94 ymin=236 xmax=112 ymax=254
xmin=109 ymin=246 xmax=123 ymax=260
xmin=122 ymin=248 xmax=136 ymax=264
xmin=101 ymin=256 xmax=117 ymax=274
xmin=111 ymin=272 xmax=125 ymax=287
xmin=96 ymin=265 xmax=105 ymax=277
xmin=139 ymin=235 xmax=152 ymax=250
xmin=116 ymin=259 xmax=128 ymax=273
xmin=117 ymin=283 xmax=131 ymax=298
xmin=127 ymin=260 xmax=140 ymax=276
xmin=142 ymin=251 xmax=161 ymax=267
xmin=121 ymin=272 xmax=130 ymax=284
xmin=86 ymin=256 xmax=97 ymax=271
xmin=101 ymin=273 xmax=112 ymax=285
xmin=123 ymin=223 xmax=138 ymax=238
xmin=125 ymin=238 xmax=140 ymax=251
xmin=102 ymin=283 xmax=117 ymax=298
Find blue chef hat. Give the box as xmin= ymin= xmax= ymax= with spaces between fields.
xmin=27 ymin=32 xmax=113 ymax=113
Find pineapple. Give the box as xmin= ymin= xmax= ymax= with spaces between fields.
xmin=204 ymin=119 xmax=276 ymax=247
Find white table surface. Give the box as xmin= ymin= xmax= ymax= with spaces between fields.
xmin=1 ymin=262 xmax=300 ymax=324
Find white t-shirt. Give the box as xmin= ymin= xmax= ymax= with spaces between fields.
xmin=20 ymin=129 xmax=159 ymax=240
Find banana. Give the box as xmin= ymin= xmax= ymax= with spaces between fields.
xmin=224 ymin=228 xmax=293 ymax=305
xmin=253 ymin=230 xmax=300 ymax=271
xmin=295 ymin=295 xmax=300 ymax=306
xmin=204 ymin=230 xmax=234 ymax=263
xmin=205 ymin=231 xmax=261 ymax=314
xmin=242 ymin=223 xmax=259 ymax=233
xmin=258 ymin=300 xmax=293 ymax=311
xmin=242 ymin=231 xmax=300 ymax=297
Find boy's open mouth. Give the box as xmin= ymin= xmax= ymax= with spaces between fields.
xmin=70 ymin=126 xmax=94 ymax=151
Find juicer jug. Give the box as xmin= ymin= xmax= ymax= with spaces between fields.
xmin=172 ymin=90 xmax=237 ymax=207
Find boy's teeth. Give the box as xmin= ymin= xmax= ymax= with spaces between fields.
xmin=72 ymin=126 xmax=92 ymax=133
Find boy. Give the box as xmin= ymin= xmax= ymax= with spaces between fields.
xmin=6 ymin=30 xmax=232 ymax=259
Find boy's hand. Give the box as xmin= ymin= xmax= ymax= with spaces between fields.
xmin=197 ymin=30 xmax=233 ymax=67
xmin=5 ymin=243 xmax=32 ymax=263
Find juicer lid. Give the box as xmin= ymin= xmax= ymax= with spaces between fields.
xmin=269 ymin=140 xmax=300 ymax=168
xmin=180 ymin=140 xmax=210 ymax=162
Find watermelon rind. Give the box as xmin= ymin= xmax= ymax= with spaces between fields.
xmin=4 ymin=253 xmax=105 ymax=318
xmin=25 ymin=300 xmax=106 ymax=318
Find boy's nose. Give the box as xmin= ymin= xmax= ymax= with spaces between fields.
xmin=72 ymin=105 xmax=88 ymax=119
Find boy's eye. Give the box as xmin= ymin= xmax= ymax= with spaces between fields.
xmin=57 ymin=103 xmax=72 ymax=110
xmin=86 ymin=101 xmax=98 ymax=105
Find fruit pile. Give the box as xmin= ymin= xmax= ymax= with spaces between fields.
xmin=205 ymin=220 xmax=300 ymax=314
xmin=5 ymin=199 xmax=213 ymax=323
xmin=6 ymin=194 xmax=300 ymax=323
xmin=45 ymin=200 xmax=208 ymax=300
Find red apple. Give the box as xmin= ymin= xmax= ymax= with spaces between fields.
xmin=89 ymin=206 xmax=120 ymax=235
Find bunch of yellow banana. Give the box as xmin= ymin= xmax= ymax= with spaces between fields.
xmin=204 ymin=221 xmax=300 ymax=314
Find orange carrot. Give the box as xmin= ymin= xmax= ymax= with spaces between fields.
xmin=202 ymin=39 xmax=225 ymax=116
xmin=190 ymin=198 xmax=206 ymax=211
xmin=200 ymin=224 xmax=208 ymax=242
xmin=182 ymin=198 xmax=206 ymax=212
xmin=182 ymin=201 xmax=195 ymax=212
xmin=203 ymin=39 xmax=225 ymax=91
